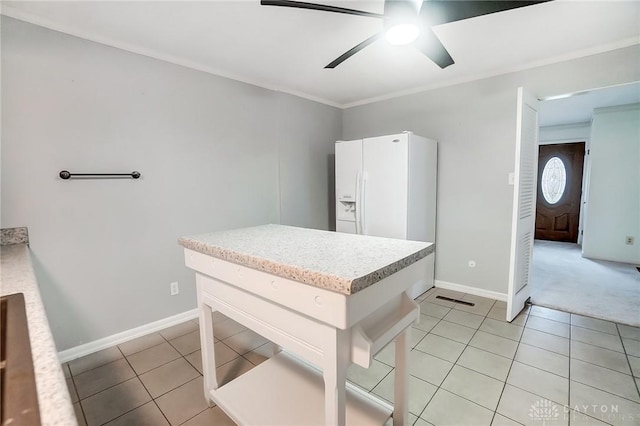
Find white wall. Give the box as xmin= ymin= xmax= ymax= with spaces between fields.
xmin=1 ymin=17 xmax=341 ymax=350
xmin=539 ymin=122 xmax=591 ymax=145
xmin=343 ymin=46 xmax=640 ymax=295
xmin=582 ymin=104 xmax=640 ymax=264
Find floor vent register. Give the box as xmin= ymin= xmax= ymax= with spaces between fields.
xmin=435 ymin=295 xmax=475 ymax=306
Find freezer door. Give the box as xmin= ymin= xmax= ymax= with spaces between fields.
xmin=335 ymin=140 xmax=362 ymax=201
xmin=336 ymin=220 xmax=357 ymax=234
xmin=363 ymin=134 xmax=409 ymax=239
xmin=335 ymin=140 xmax=363 ymax=224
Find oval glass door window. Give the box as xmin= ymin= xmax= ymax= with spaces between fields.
xmin=541 ymin=157 xmax=567 ymax=204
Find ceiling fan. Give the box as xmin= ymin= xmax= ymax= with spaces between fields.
xmin=261 ymin=0 xmax=550 ymax=69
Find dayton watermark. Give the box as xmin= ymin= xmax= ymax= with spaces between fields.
xmin=529 ymin=399 xmax=635 ymax=424
xmin=569 ymin=403 xmax=635 ymax=423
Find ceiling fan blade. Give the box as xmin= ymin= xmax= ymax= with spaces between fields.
xmin=325 ymin=33 xmax=383 ymax=69
xmin=420 ymin=1 xmax=551 ymax=26
xmin=260 ymin=0 xmax=384 ymax=18
xmin=413 ymin=27 xmax=454 ymax=69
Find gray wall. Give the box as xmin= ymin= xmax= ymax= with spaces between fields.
xmin=1 ymin=17 xmax=341 ymax=350
xmin=343 ymin=46 xmax=640 ymax=295
xmin=277 ymin=93 xmax=340 ymax=229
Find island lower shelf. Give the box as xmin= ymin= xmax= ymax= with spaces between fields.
xmin=212 ymin=351 xmax=393 ymax=426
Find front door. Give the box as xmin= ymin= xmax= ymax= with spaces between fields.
xmin=535 ymin=142 xmax=585 ymax=243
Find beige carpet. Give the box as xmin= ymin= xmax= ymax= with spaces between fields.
xmin=530 ymin=240 xmax=640 ymax=327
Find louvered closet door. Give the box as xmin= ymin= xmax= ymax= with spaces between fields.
xmin=507 ymin=88 xmax=539 ymax=322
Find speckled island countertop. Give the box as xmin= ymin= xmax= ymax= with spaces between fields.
xmin=179 ymin=224 xmax=435 ymax=295
xmin=1 ymin=239 xmax=77 ymax=425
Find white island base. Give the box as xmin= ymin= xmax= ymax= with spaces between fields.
xmin=180 ymin=225 xmax=434 ymax=426
xmin=212 ymin=351 xmax=392 ymax=425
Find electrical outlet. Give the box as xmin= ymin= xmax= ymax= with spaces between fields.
xmin=170 ymin=281 xmax=179 ymax=296
xmin=625 ymin=236 xmax=634 ymax=245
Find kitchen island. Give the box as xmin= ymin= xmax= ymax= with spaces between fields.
xmin=179 ymin=224 xmax=434 ymax=426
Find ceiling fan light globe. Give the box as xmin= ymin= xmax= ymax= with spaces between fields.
xmin=385 ymin=24 xmax=420 ymax=46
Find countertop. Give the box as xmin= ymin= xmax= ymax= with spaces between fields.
xmin=178 ymin=224 xmax=434 ymax=295
xmin=0 ymin=244 xmax=77 ymax=426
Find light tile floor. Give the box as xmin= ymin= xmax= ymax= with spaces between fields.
xmin=65 ymin=288 xmax=640 ymax=425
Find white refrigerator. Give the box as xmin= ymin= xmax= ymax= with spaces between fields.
xmin=335 ymin=132 xmax=437 ymax=298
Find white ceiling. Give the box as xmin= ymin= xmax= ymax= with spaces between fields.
xmin=539 ymin=81 xmax=640 ymax=127
xmin=2 ymin=1 xmax=639 ymax=107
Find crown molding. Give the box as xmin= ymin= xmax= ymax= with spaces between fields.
xmin=341 ymin=38 xmax=640 ymax=109
xmin=0 ymin=6 xmax=342 ymax=109
xmin=2 ymin=5 xmax=638 ymax=110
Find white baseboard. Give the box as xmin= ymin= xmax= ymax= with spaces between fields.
xmin=58 ymin=309 xmax=199 ymax=363
xmin=435 ymin=280 xmax=507 ymax=302
xmin=58 ymin=282 xmax=506 ymax=362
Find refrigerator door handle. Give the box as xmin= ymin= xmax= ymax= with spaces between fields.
xmin=355 ymin=171 xmax=362 ymax=234
xmin=361 ymin=171 xmax=367 ymax=235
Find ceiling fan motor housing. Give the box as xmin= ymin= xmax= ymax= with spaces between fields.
xmin=384 ymin=0 xmax=422 ymax=29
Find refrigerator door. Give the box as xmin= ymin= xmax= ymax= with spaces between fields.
xmin=363 ymin=134 xmax=409 ymax=239
xmin=335 ymin=140 xmax=363 ymax=227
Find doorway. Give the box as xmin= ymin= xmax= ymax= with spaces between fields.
xmin=535 ymin=142 xmax=585 ymax=243
xmin=526 ymin=82 xmax=640 ymax=326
